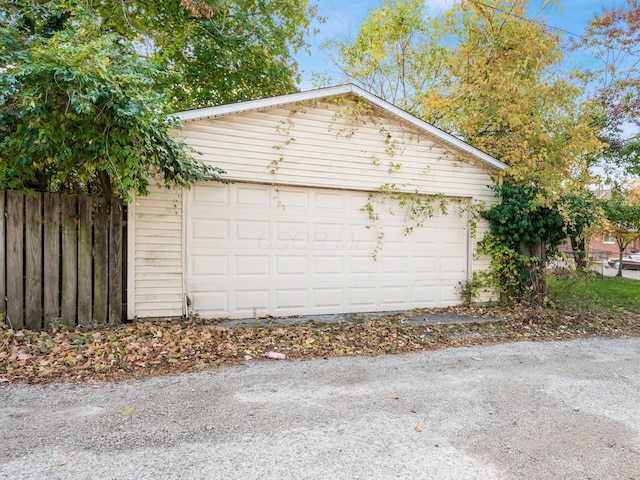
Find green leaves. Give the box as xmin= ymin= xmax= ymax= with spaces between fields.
xmin=599 ymin=189 xmax=640 ymax=265
xmin=0 ymin=14 xmax=223 ymax=199
xmin=323 ymin=0 xmax=604 ymax=191
xmin=1 ymin=0 xmax=318 ymax=198
xmin=480 ymin=182 xmax=567 ymax=303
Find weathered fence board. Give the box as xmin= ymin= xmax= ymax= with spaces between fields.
xmin=43 ymin=194 xmax=60 ymax=328
xmin=77 ymin=197 xmax=92 ymax=324
xmin=6 ymin=191 xmax=24 ymax=328
xmin=25 ymin=195 xmax=43 ymax=330
xmin=1 ymin=191 xmax=124 ymax=329
xmin=93 ymin=198 xmax=108 ymax=324
xmin=61 ymin=195 xmax=78 ymax=327
xmin=109 ymin=202 xmax=123 ymax=325
xmin=0 ymin=193 xmax=4 ymax=318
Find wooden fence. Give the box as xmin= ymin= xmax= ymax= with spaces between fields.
xmin=0 ymin=190 xmax=124 ymax=329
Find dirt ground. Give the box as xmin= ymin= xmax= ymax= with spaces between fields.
xmin=2 ymin=337 xmax=640 ymax=479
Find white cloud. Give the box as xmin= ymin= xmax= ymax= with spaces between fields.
xmin=423 ymin=0 xmax=458 ymax=14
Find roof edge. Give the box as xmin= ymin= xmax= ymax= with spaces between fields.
xmin=174 ymin=84 xmax=507 ymax=171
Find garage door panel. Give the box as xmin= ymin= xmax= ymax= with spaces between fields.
xmin=382 ymin=226 xmax=411 ymax=244
xmin=191 ymin=183 xmax=229 ymax=206
xmin=275 ymin=289 xmax=308 ymax=309
xmin=186 ymin=183 xmax=468 ymax=319
xmin=347 ymin=225 xmax=377 ymax=249
xmin=236 ymin=256 xmax=269 ymax=276
xmin=191 ymin=255 xmax=228 ymax=277
xmin=381 ymin=256 xmax=410 ymax=275
xmin=413 ymin=257 xmax=437 ymax=274
xmin=411 ymin=227 xmax=438 ymax=245
xmin=412 ymin=285 xmax=437 ymax=304
xmin=313 ymin=256 xmax=343 ymax=275
xmin=315 ymin=191 xmax=345 ymax=210
xmin=348 ymin=256 xmax=377 ymax=275
xmin=441 ymin=227 xmax=467 ymax=244
xmin=313 ymin=288 xmax=344 ymax=308
xmin=276 ymin=256 xmax=308 ymax=275
xmin=236 ymin=220 xmax=270 ymax=241
xmin=235 ymin=290 xmax=269 ymax=313
xmin=349 ymin=286 xmax=378 ymax=308
xmin=277 ymin=189 xmax=309 ymax=208
xmin=191 ymin=291 xmax=229 ymax=315
xmin=275 ymin=222 xmax=310 ymax=248
xmin=192 ymin=219 xmax=229 ymax=241
xmin=312 ymin=223 xmax=344 ymax=249
xmin=236 ymin=185 xmax=271 ymax=206
xmin=381 ymin=286 xmax=409 ymax=306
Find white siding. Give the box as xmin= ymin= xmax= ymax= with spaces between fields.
xmin=131 ymin=96 xmax=500 ymax=320
xmin=178 ymin=99 xmax=497 ymax=202
xmin=130 ymin=187 xmax=183 ymax=318
xmin=178 ymin=97 xmax=498 ymax=287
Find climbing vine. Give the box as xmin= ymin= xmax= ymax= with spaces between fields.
xmin=266 ymin=95 xmax=496 ymax=296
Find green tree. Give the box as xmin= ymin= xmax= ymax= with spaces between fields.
xmin=1 ymin=0 xmax=317 ymax=198
xmin=577 ymin=0 xmax=640 ymax=134
xmin=576 ymin=0 xmax=640 ymax=181
xmin=558 ymin=190 xmax=602 ymax=270
xmin=600 ymin=189 xmax=640 ymax=276
xmin=323 ymin=0 xmax=603 ymax=189
xmin=2 ymin=0 xmax=318 ymax=109
xmin=0 ymin=16 xmax=223 ymax=199
xmin=323 ymin=0 xmax=444 ymax=113
xmin=324 ymin=0 xmax=605 ymax=304
xmin=480 ymin=182 xmax=566 ymax=305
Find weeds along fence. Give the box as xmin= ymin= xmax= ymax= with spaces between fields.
xmin=0 ymin=190 xmax=124 ymax=329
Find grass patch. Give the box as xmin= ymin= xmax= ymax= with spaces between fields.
xmin=548 ymin=273 xmax=640 ymax=315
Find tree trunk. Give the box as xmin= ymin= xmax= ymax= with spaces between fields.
xmin=570 ymin=236 xmax=588 ymax=271
xmin=616 ymin=238 xmax=629 ymax=277
xmin=97 ymin=170 xmax=114 ymax=202
xmin=530 ymin=241 xmax=547 ymax=306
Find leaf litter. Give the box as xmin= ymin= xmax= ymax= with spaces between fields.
xmin=1 ymin=304 xmax=639 ymax=384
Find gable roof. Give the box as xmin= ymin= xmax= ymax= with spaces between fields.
xmin=175 ymin=84 xmax=507 ymax=172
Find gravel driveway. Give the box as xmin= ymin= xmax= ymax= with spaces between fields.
xmin=2 ymin=337 xmax=640 ymax=479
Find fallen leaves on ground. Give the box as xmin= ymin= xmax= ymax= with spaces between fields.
xmin=1 ymin=304 xmax=639 ymax=384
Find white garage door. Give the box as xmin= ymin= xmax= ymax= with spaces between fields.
xmin=185 ymin=182 xmax=469 ymax=319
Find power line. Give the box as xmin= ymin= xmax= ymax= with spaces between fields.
xmin=469 ymin=0 xmax=640 ymax=61
xmin=469 ymin=0 xmax=584 ymax=41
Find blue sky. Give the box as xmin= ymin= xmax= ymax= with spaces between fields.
xmin=295 ymin=0 xmax=623 ymax=90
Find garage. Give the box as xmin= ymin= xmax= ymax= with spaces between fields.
xmin=185 ymin=182 xmax=469 ymax=319
xmin=127 ymin=84 xmax=505 ymax=320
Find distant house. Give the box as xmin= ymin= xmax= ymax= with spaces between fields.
xmin=126 ymin=84 xmax=506 ymax=320
xmin=587 ymin=189 xmax=640 ymax=256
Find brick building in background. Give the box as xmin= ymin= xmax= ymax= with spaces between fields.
xmin=586 ymin=189 xmax=640 ymax=257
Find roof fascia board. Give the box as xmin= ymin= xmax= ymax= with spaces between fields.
xmin=352 ymin=87 xmax=507 ymax=171
xmin=175 ymin=84 xmax=507 ymax=171
xmin=175 ymin=85 xmax=356 ymax=122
